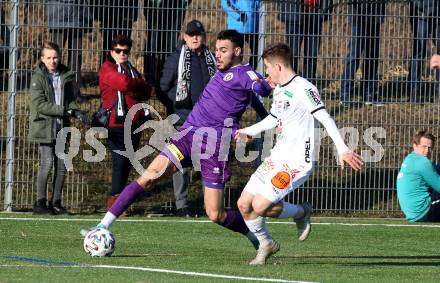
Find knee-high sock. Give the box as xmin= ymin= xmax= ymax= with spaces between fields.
xmin=220 ymin=208 xmax=250 ymax=235
xmin=245 ymin=216 xmax=272 ymax=246
xmin=278 ymin=201 xmax=303 ymax=219
xmin=108 ymin=181 xmax=144 ymax=218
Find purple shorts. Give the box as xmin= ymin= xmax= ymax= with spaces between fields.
xmin=160 ymin=129 xmax=231 ymax=188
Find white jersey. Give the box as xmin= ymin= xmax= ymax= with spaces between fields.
xmin=269 ymin=75 xmax=324 ymax=163
xmin=244 ymin=75 xmax=323 ymax=202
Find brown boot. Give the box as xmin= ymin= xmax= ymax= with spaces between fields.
xmin=107 ymin=194 xmax=119 ymax=211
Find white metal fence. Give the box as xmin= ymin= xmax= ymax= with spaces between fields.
xmin=1 ymin=0 xmax=439 ymax=215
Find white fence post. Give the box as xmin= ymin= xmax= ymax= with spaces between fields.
xmin=4 ymin=0 xmax=19 ymax=211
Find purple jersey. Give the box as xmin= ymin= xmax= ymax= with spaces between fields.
xmin=182 ymin=64 xmax=268 ymax=136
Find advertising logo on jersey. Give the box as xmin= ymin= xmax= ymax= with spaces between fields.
xmin=277 ymin=119 xmax=283 ymax=135
xmin=284 ymin=90 xmax=293 ymax=98
xmin=271 ymin=171 xmax=291 ymax=190
xmin=223 ymin=72 xmax=234 ymax=81
xmin=305 ymin=88 xmax=322 ymax=106
xmin=167 ymin=144 xmax=185 ymax=161
xmin=255 ymin=158 xmax=274 ymax=182
xmin=304 ymin=137 xmax=311 ymax=163
xmin=270 ymin=164 xmax=301 ymax=191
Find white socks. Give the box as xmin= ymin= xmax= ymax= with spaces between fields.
xmin=245 ymin=216 xmax=272 ymax=246
xmin=278 ymin=201 xmax=304 ymax=219
xmin=99 ymin=212 xmax=117 ymax=229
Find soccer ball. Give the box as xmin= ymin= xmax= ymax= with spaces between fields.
xmin=83 ymin=228 xmax=116 ymax=257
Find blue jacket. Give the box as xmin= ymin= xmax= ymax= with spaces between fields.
xmin=221 ymin=0 xmax=260 ymax=33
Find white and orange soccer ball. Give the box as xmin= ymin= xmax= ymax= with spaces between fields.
xmin=83 ymin=228 xmax=116 ymax=257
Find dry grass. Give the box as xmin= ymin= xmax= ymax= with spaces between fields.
xmin=2 ymin=1 xmax=440 ymax=213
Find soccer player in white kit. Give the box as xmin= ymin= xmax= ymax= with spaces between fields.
xmin=235 ymin=43 xmax=363 ymax=265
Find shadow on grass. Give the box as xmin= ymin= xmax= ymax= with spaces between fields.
xmin=112 ymin=253 xmax=179 ymax=258
xmin=278 ymin=254 xmax=440 ymax=266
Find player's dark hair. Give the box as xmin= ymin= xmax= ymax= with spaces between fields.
xmin=110 ymin=35 xmax=133 ymax=51
xmin=217 ymin=29 xmax=244 ymax=50
xmin=413 ymin=130 xmax=436 ymax=145
xmin=262 ymin=43 xmax=293 ymax=69
xmin=40 ymin=41 xmax=61 ymax=57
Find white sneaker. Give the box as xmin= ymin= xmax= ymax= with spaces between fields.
xmin=294 ymin=202 xmax=312 ymax=241
xmin=249 ymin=240 xmax=280 ymax=265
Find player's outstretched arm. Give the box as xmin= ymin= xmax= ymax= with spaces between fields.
xmin=234 ymin=114 xmax=278 ymax=142
xmin=313 ymin=109 xmax=364 ymax=171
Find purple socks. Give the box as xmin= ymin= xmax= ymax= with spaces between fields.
xmin=109 ymin=181 xmax=144 ymax=217
xmin=221 ymin=208 xmax=250 ymax=235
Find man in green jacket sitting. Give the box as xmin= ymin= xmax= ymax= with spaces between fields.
xmin=397 ymin=130 xmax=440 ymax=222
xmin=28 ymin=41 xmax=88 ymax=214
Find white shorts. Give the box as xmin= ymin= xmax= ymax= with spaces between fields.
xmin=243 ymin=157 xmax=313 ymax=203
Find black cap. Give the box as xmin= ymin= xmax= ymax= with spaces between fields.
xmin=186 ymin=20 xmax=205 ymax=35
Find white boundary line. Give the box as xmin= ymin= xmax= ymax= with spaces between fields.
xmin=1 ymin=217 xmax=440 ymax=228
xmin=0 ymin=263 xmax=317 ymax=283
xmin=91 ymin=264 xmax=318 ymax=283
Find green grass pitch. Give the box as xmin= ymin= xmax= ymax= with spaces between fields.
xmin=0 ymin=214 xmax=439 ymax=283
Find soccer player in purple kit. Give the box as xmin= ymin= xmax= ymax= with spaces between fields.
xmin=81 ymin=30 xmax=271 ymax=249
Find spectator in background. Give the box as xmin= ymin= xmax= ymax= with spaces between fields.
xmin=408 ymin=0 xmax=440 ymax=103
xmin=340 ymin=2 xmax=385 ymax=107
xmin=99 ymin=35 xmax=152 ymax=210
xmin=221 ymin=0 xmax=260 ymax=69
xmin=29 ymin=42 xmax=88 ymax=214
xmin=221 ymin=0 xmax=265 ymax=169
xmin=397 ymin=130 xmax=440 ymax=222
xmin=0 ymin=5 xmax=10 ymax=80
xmin=47 ymin=0 xmax=93 ymax=87
xmin=278 ymin=0 xmax=333 ymax=85
xmin=144 ymin=0 xmax=191 ymax=116
xmin=95 ymin=0 xmax=139 ymax=61
xmin=159 ymin=20 xmax=216 ymax=217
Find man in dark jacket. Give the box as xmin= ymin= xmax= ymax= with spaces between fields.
xmin=47 ymin=0 xmax=93 ymax=86
xmin=29 ymin=41 xmax=88 ymax=214
xmin=408 ymin=0 xmax=440 ymax=103
xmin=279 ymin=0 xmax=333 ymax=85
xmin=94 ymin=0 xmax=139 ymax=60
xmin=159 ymin=20 xmax=216 ymax=216
xmin=340 ymin=1 xmax=385 ymax=106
